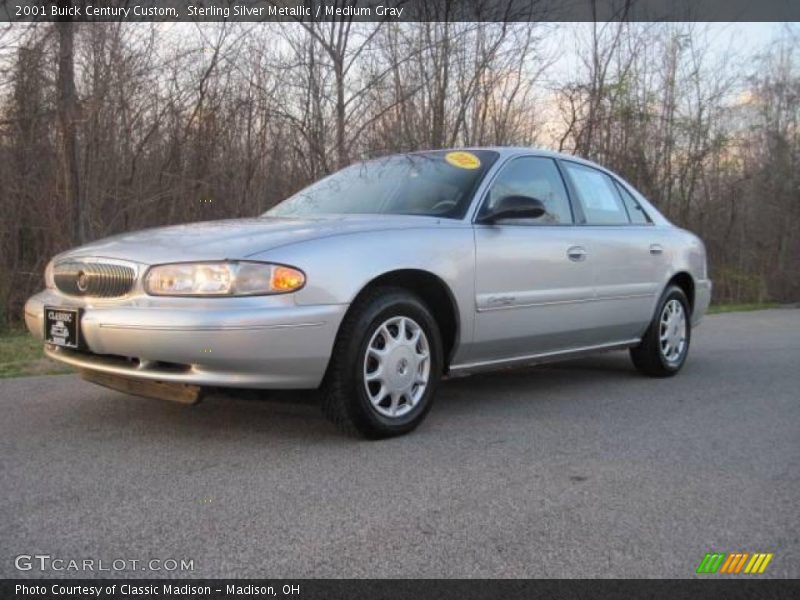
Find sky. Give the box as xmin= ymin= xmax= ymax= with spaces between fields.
xmin=542 ymin=22 xmax=788 ymax=86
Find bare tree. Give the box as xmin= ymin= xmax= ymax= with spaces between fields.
xmin=0 ymin=19 xmax=798 ymax=328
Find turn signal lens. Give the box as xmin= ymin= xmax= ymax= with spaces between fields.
xmin=271 ymin=266 xmax=305 ymax=292
xmin=145 ymin=261 xmax=305 ymax=296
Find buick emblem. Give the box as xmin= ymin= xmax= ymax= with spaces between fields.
xmin=76 ymin=271 xmax=89 ymax=292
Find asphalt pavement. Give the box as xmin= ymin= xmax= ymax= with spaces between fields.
xmin=1 ymin=309 xmax=798 ymax=578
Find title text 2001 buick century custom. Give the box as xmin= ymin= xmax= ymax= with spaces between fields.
xmin=25 ymin=148 xmax=711 ymax=438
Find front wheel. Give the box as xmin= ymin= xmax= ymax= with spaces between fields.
xmin=630 ymin=285 xmax=691 ymax=377
xmin=321 ymin=287 xmax=443 ymax=438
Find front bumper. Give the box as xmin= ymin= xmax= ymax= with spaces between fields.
xmin=25 ymin=289 xmax=348 ymax=388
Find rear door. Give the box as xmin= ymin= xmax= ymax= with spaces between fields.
xmin=559 ymin=160 xmax=667 ymax=342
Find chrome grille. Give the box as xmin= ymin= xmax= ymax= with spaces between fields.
xmin=54 ymin=261 xmax=136 ymax=298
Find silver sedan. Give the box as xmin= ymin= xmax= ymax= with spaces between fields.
xmin=25 ymin=147 xmax=711 ymax=438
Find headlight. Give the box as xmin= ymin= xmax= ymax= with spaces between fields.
xmin=144 ymin=261 xmax=305 ymax=296
xmin=44 ymin=260 xmax=55 ymax=289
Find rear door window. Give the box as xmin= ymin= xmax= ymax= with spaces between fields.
xmin=561 ymin=162 xmax=630 ymax=225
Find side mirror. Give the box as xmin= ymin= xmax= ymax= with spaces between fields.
xmin=477 ymin=195 xmax=547 ymax=224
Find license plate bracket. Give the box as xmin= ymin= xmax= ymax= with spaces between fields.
xmin=44 ymin=307 xmax=81 ymax=349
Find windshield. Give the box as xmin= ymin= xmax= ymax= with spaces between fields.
xmin=265 ymin=150 xmax=498 ymax=219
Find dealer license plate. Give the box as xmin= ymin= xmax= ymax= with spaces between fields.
xmin=44 ymin=307 xmax=80 ymax=349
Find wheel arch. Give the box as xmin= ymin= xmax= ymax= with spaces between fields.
xmin=668 ymin=271 xmax=695 ymax=314
xmin=341 ymin=269 xmax=460 ymax=371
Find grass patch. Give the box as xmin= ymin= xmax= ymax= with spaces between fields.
xmin=707 ymin=302 xmax=780 ymax=315
xmin=0 ymin=331 xmax=73 ymax=378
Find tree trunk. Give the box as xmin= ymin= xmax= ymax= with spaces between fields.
xmin=56 ymin=16 xmax=83 ymax=245
xmin=334 ymin=56 xmax=347 ymax=169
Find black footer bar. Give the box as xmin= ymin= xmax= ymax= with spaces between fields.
xmin=2 ymin=579 xmax=799 ymax=600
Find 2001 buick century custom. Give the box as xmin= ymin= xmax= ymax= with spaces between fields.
xmin=25 ymin=148 xmax=711 ymax=438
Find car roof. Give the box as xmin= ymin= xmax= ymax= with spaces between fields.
xmin=408 ymin=146 xmax=599 ymax=166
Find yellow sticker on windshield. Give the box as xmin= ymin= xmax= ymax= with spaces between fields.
xmin=445 ymin=151 xmax=481 ymax=170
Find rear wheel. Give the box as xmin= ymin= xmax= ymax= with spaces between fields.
xmin=321 ymin=287 xmax=443 ymax=438
xmin=630 ymin=285 xmax=691 ymax=377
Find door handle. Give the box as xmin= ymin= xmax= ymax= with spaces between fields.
xmin=649 ymin=244 xmax=664 ymax=255
xmin=567 ymin=246 xmax=587 ymax=262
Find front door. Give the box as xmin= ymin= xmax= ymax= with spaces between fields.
xmin=470 ymin=156 xmax=598 ymax=364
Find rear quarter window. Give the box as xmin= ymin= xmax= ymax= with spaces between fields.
xmin=614 ymin=181 xmax=652 ymax=224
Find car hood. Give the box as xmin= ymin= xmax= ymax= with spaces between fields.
xmin=59 ymin=215 xmax=450 ymax=265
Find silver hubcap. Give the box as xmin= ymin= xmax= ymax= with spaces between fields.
xmin=660 ymin=299 xmax=686 ymax=363
xmin=363 ymin=316 xmax=431 ymax=418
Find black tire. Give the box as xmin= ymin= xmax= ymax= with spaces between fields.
xmin=630 ymin=285 xmax=692 ymax=377
xmin=321 ymin=286 xmax=443 ymax=439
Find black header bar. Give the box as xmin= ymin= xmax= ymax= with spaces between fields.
xmin=2 ymin=0 xmax=799 ymax=23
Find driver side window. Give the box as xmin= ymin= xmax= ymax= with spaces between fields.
xmin=482 ymin=157 xmax=573 ymax=224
